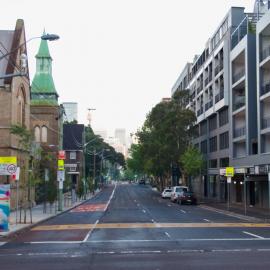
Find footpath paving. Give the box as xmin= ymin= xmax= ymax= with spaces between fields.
xmin=0 ymin=190 xmax=100 ymax=239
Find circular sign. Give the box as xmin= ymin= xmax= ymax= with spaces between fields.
xmin=7 ymin=164 xmax=17 ymax=174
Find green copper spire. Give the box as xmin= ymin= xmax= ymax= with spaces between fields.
xmin=31 ymin=31 xmax=58 ymax=106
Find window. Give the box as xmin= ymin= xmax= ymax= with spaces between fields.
xmin=200 ymin=121 xmax=207 ymax=136
xmin=219 ymin=108 xmax=228 ymax=126
xmin=70 ymin=151 xmax=76 ymax=159
xmin=201 ymin=140 xmax=208 ymax=154
xmin=41 ymin=126 xmax=48 ymax=143
xmin=209 ymin=159 xmax=218 ymax=168
xmin=209 ymin=136 xmax=217 ymax=152
xmin=34 ymin=126 xmax=40 ymax=142
xmin=220 ymin=132 xmax=229 ymax=149
xmin=209 ymin=115 xmax=217 ymax=132
xmin=220 ymin=157 xmax=229 ymax=167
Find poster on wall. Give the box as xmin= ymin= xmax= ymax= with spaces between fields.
xmin=0 ymin=184 xmax=10 ymax=231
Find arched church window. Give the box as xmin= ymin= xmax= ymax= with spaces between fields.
xmin=41 ymin=126 xmax=48 ymax=143
xmin=34 ymin=126 xmax=41 ymax=142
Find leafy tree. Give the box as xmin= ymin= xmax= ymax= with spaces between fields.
xmin=180 ymin=146 xmax=204 ymax=185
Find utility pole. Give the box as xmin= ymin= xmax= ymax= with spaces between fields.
xmin=93 ymin=149 xmax=96 ymax=189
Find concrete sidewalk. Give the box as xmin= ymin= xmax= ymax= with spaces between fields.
xmin=200 ymin=201 xmax=270 ymax=222
xmin=0 ymin=190 xmax=100 ymax=238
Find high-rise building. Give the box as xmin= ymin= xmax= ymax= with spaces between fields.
xmin=95 ymin=130 xmax=108 ymax=140
xmin=115 ymin=128 xmax=126 ymax=146
xmin=171 ymin=1 xmax=270 ymax=210
xmin=62 ymin=102 xmax=78 ymax=123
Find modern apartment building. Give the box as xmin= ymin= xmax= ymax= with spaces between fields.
xmin=172 ymin=1 xmax=270 ymax=210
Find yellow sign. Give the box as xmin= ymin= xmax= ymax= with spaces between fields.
xmin=0 ymin=157 xmax=17 ymax=164
xmin=58 ymin=159 xmax=64 ymax=170
xmin=225 ymin=167 xmax=234 ymax=177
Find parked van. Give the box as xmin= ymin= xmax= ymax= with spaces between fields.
xmin=170 ymin=186 xmax=189 ymax=203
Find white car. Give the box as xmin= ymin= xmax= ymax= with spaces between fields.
xmin=161 ymin=188 xmax=172 ymax=199
xmin=170 ymin=186 xmax=189 ymax=203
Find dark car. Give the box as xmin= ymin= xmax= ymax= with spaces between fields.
xmin=177 ymin=191 xmax=197 ymax=205
xmin=139 ymin=179 xmax=145 ymax=185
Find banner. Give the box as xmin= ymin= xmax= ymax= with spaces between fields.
xmin=0 ymin=184 xmax=10 ymax=231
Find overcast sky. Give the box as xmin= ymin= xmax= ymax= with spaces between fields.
xmin=0 ymin=0 xmax=255 ymax=136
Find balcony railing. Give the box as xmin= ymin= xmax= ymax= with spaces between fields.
xmin=262 ymin=116 xmax=270 ymax=129
xmin=197 ymin=107 xmax=204 ymax=117
xmin=205 ymin=100 xmax=213 ymax=111
xmin=261 ymin=81 xmax=270 ymax=96
xmin=214 ymin=61 xmax=224 ymax=76
xmin=232 ymin=68 xmax=245 ymax=84
xmin=261 ymin=45 xmax=270 ymax=62
xmin=234 ymin=126 xmax=246 ymax=138
xmin=204 ymin=73 xmax=212 ymax=87
xmin=233 ymin=96 xmax=245 ymax=111
xmin=197 ymin=83 xmax=203 ymax=94
xmin=215 ymin=88 xmax=224 ymax=103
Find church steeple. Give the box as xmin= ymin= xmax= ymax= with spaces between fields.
xmin=31 ymin=31 xmax=58 ymax=106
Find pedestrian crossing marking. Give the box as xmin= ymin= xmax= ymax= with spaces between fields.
xmin=71 ymin=204 xmax=107 ymax=213
xmin=31 ymin=222 xmax=270 ymax=231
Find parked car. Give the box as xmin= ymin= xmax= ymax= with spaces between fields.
xmin=170 ymin=186 xmax=189 ymax=203
xmin=161 ymin=188 xmax=172 ymax=199
xmin=139 ymin=179 xmax=145 ymax=185
xmin=177 ymin=191 xmax=197 ymax=205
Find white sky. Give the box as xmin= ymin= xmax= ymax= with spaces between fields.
xmin=0 ymin=0 xmax=255 ymax=136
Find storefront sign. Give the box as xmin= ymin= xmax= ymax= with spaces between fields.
xmin=225 ymin=167 xmax=234 ymax=177
xmin=0 ymin=185 xmax=10 ymax=232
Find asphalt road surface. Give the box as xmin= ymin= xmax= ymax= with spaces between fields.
xmin=1 ymin=183 xmax=270 ymax=270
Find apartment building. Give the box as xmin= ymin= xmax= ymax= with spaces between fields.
xmin=171 ymin=3 xmax=270 ymax=208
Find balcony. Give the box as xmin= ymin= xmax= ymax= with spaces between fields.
xmin=196 ymin=83 xmax=203 ymax=94
xmin=234 ymin=126 xmax=246 ymax=138
xmin=261 ymin=45 xmax=270 ymax=62
xmin=233 ymin=96 xmax=245 ymax=111
xmin=261 ymin=81 xmax=270 ymax=96
xmin=205 ymin=100 xmax=213 ymax=111
xmin=204 ymin=73 xmax=212 ymax=87
xmin=215 ymin=88 xmax=224 ymax=103
xmin=232 ymin=68 xmax=245 ymax=84
xmin=262 ymin=116 xmax=270 ymax=129
xmin=197 ymin=107 xmax=204 ymax=117
xmin=214 ymin=61 xmax=224 ymax=76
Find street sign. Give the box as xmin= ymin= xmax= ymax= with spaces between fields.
xmin=58 ymin=159 xmax=65 ymax=170
xmin=225 ymin=167 xmax=234 ymax=177
xmin=14 ymin=167 xmax=20 ymax=181
xmin=58 ymin=151 xmax=66 ymax=160
xmin=0 ymin=157 xmax=17 ymax=176
xmin=57 ymin=170 xmax=65 ymax=182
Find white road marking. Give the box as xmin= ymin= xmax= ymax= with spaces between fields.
xmin=104 ymin=184 xmax=116 ymax=212
xmin=151 ymin=219 xmax=155 ymax=223
xmin=167 ymin=249 xmax=204 ymax=253
xmin=242 ymin=231 xmax=264 ymax=239
xmin=180 ymin=210 xmax=186 ymax=213
xmin=142 ymin=210 xmax=146 ymax=213
xmin=0 ymin=242 xmax=6 ymax=247
xmin=167 ymin=204 xmax=172 ymax=207
xmin=83 ymin=219 xmax=99 ymax=242
xmin=29 ymin=241 xmax=82 ymax=244
xmin=203 ymin=219 xmax=211 ymax=222
xmin=120 ymin=250 xmax=161 ymax=254
xmin=257 ymin=249 xmax=270 ymax=252
xmin=165 ymin=232 xmax=171 ymax=238
xmin=212 ymin=249 xmax=252 ymax=252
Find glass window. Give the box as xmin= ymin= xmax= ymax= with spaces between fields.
xmin=41 ymin=126 xmax=48 ymax=143
xmin=34 ymin=126 xmax=40 ymax=142
xmin=220 ymin=132 xmax=229 ymax=149
xmin=209 ymin=136 xmax=217 ymax=152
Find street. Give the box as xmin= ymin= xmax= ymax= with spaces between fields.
xmin=1 ymin=183 xmax=270 ymax=269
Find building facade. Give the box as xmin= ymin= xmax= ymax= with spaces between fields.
xmin=0 ymin=19 xmax=31 ymax=208
xmin=172 ymin=1 xmax=270 ymax=211
xmin=62 ymin=102 xmax=78 ymax=123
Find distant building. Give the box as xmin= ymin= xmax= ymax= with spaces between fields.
xmin=161 ymin=97 xmax=171 ymax=103
xmin=94 ymin=130 xmax=108 ymax=140
xmin=115 ymin=128 xmax=126 ymax=146
xmin=62 ymin=102 xmax=78 ymax=123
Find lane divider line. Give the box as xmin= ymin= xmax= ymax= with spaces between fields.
xmin=180 ymin=210 xmax=186 ymax=213
xmin=242 ymin=231 xmax=264 ymax=239
xmin=142 ymin=210 xmax=146 ymax=214
xmin=165 ymin=232 xmax=171 ymax=238
xmin=203 ymin=219 xmax=211 ymax=222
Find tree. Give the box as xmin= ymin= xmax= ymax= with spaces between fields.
xmin=131 ymin=90 xmax=196 ymax=190
xmin=180 ymin=146 xmax=204 ymax=186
